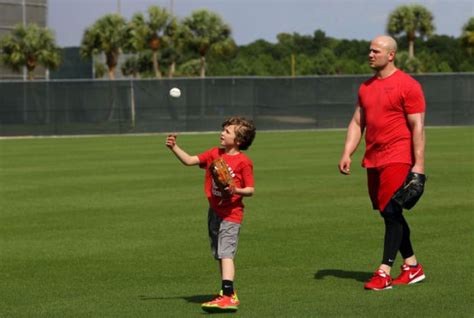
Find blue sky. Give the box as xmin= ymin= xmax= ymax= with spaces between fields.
xmin=48 ymin=0 xmax=473 ymax=47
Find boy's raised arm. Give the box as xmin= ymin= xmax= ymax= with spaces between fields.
xmin=166 ymin=134 xmax=200 ymax=166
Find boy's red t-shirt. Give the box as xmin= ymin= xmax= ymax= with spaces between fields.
xmin=197 ymin=147 xmax=254 ymax=224
xmin=358 ymin=70 xmax=426 ymax=168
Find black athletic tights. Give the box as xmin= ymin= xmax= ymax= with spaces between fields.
xmin=381 ymin=200 xmax=415 ymax=267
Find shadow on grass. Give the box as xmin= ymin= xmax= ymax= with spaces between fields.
xmin=139 ymin=294 xmax=238 ymax=315
xmin=138 ymin=294 xmax=213 ymax=303
xmin=314 ymin=269 xmax=372 ymax=282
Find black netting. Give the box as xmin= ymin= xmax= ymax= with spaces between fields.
xmin=0 ymin=74 xmax=472 ymax=136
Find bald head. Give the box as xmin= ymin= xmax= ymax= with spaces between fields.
xmin=371 ymin=35 xmax=398 ymax=53
xmin=368 ymin=35 xmax=398 ymax=76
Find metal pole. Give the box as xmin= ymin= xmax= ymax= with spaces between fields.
xmin=22 ymin=0 xmax=27 ymax=123
xmin=291 ymin=54 xmax=296 ymax=77
xmin=45 ymin=0 xmax=49 ymax=80
xmin=130 ymin=80 xmax=136 ymax=129
xmin=22 ymin=0 xmax=27 ymax=81
xmin=22 ymin=0 xmax=26 ymax=24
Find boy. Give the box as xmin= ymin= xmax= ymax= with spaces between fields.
xmin=165 ymin=116 xmax=256 ymax=312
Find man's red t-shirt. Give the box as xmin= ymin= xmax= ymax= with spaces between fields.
xmin=197 ymin=147 xmax=254 ymax=224
xmin=358 ymin=70 xmax=426 ymax=168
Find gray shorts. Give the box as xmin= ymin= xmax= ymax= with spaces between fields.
xmin=208 ymin=208 xmax=241 ymax=260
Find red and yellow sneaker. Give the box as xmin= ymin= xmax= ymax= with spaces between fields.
xmin=364 ymin=269 xmax=392 ymax=290
xmin=201 ymin=290 xmax=240 ymax=313
xmin=392 ymin=263 xmax=425 ymax=285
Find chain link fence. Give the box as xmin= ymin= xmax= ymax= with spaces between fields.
xmin=0 ymin=74 xmax=472 ymax=136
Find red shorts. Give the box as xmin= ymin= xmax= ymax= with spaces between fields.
xmin=367 ymin=163 xmax=411 ymax=212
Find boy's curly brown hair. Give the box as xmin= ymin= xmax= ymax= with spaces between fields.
xmin=222 ymin=116 xmax=256 ymax=150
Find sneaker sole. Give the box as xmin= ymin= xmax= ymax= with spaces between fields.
xmin=393 ymin=274 xmax=426 ymax=285
xmin=202 ymin=306 xmax=238 ymax=313
xmin=408 ymin=274 xmax=425 ymax=284
xmin=365 ymin=286 xmax=392 ymax=291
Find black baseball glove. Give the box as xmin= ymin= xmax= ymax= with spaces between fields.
xmin=392 ymin=172 xmax=427 ymax=210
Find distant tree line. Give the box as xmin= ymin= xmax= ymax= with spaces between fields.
xmin=211 ymin=29 xmax=473 ymax=76
xmin=1 ymin=4 xmax=473 ymax=80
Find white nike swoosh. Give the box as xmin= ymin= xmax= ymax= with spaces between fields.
xmin=409 ymin=269 xmax=422 ymax=279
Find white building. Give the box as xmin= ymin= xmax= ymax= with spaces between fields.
xmin=0 ymin=0 xmax=48 ymax=79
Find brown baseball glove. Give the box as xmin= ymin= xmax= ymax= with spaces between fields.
xmin=210 ymin=157 xmax=235 ymax=197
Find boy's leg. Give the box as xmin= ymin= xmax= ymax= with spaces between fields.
xmin=208 ymin=208 xmax=220 ymax=260
xmin=207 ymin=209 xmax=241 ymax=293
xmin=221 ymin=258 xmax=235 ymax=296
xmin=221 ymin=258 xmax=235 ymax=281
xmin=217 ymin=220 xmax=240 ymax=296
xmin=202 ymin=215 xmax=241 ymax=312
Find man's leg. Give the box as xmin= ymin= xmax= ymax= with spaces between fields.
xmin=398 ymin=213 xmax=416 ymax=264
xmin=377 ymin=163 xmax=412 ymax=274
xmin=379 ymin=200 xmax=404 ymax=274
xmin=392 ymin=212 xmax=426 ymax=285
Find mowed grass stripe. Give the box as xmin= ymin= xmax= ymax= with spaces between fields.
xmin=0 ymin=127 xmax=472 ymax=317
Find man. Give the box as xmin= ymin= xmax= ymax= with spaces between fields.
xmin=338 ymin=35 xmax=426 ymax=290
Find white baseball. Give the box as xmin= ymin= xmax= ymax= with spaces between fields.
xmin=169 ymin=87 xmax=181 ymax=98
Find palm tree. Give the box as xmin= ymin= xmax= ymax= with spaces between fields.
xmin=387 ymin=4 xmax=435 ymax=59
xmin=395 ymin=51 xmax=424 ymax=73
xmin=126 ymin=6 xmax=173 ymax=78
xmin=162 ymin=17 xmax=189 ymax=78
xmin=0 ymin=23 xmax=61 ymax=80
xmin=183 ymin=10 xmax=233 ymax=77
xmin=461 ymin=17 xmax=474 ymax=57
xmin=80 ymin=14 xmax=127 ymax=80
xmin=121 ymin=56 xmax=140 ymax=78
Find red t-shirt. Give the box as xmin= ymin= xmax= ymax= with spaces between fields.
xmin=358 ymin=70 xmax=426 ymax=168
xmin=197 ymin=147 xmax=254 ymax=224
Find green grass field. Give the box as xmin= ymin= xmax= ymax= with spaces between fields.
xmin=0 ymin=127 xmax=472 ymax=317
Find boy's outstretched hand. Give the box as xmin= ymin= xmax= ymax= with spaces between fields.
xmin=166 ymin=134 xmax=177 ymax=149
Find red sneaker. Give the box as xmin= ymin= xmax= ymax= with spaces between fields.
xmin=364 ymin=269 xmax=392 ymax=290
xmin=392 ymin=263 xmax=425 ymax=285
xmin=201 ymin=290 xmax=239 ymax=312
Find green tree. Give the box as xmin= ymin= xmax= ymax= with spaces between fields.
xmin=418 ymin=35 xmax=463 ymax=72
xmin=94 ymin=62 xmax=107 ymax=79
xmin=460 ymin=17 xmax=474 ymax=56
xmin=183 ymin=9 xmax=234 ymax=77
xmin=123 ymin=13 xmax=149 ymax=78
xmin=0 ymin=23 xmax=61 ymax=80
xmin=387 ymin=4 xmax=435 ymax=58
xmin=121 ymin=56 xmax=140 ymax=78
xmin=80 ymin=14 xmax=127 ymax=80
xmin=310 ymin=48 xmax=338 ymax=75
xmin=238 ymin=39 xmax=275 ymax=58
xmin=333 ymin=39 xmax=370 ymax=64
xmin=178 ymin=58 xmax=201 ymax=76
xmin=126 ymin=6 xmax=173 ymax=78
xmin=312 ymin=30 xmax=332 ymax=52
xmin=162 ymin=17 xmax=190 ymax=77
xmin=218 ymin=40 xmax=278 ymax=75
xmin=396 ymin=51 xmax=424 ymax=73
